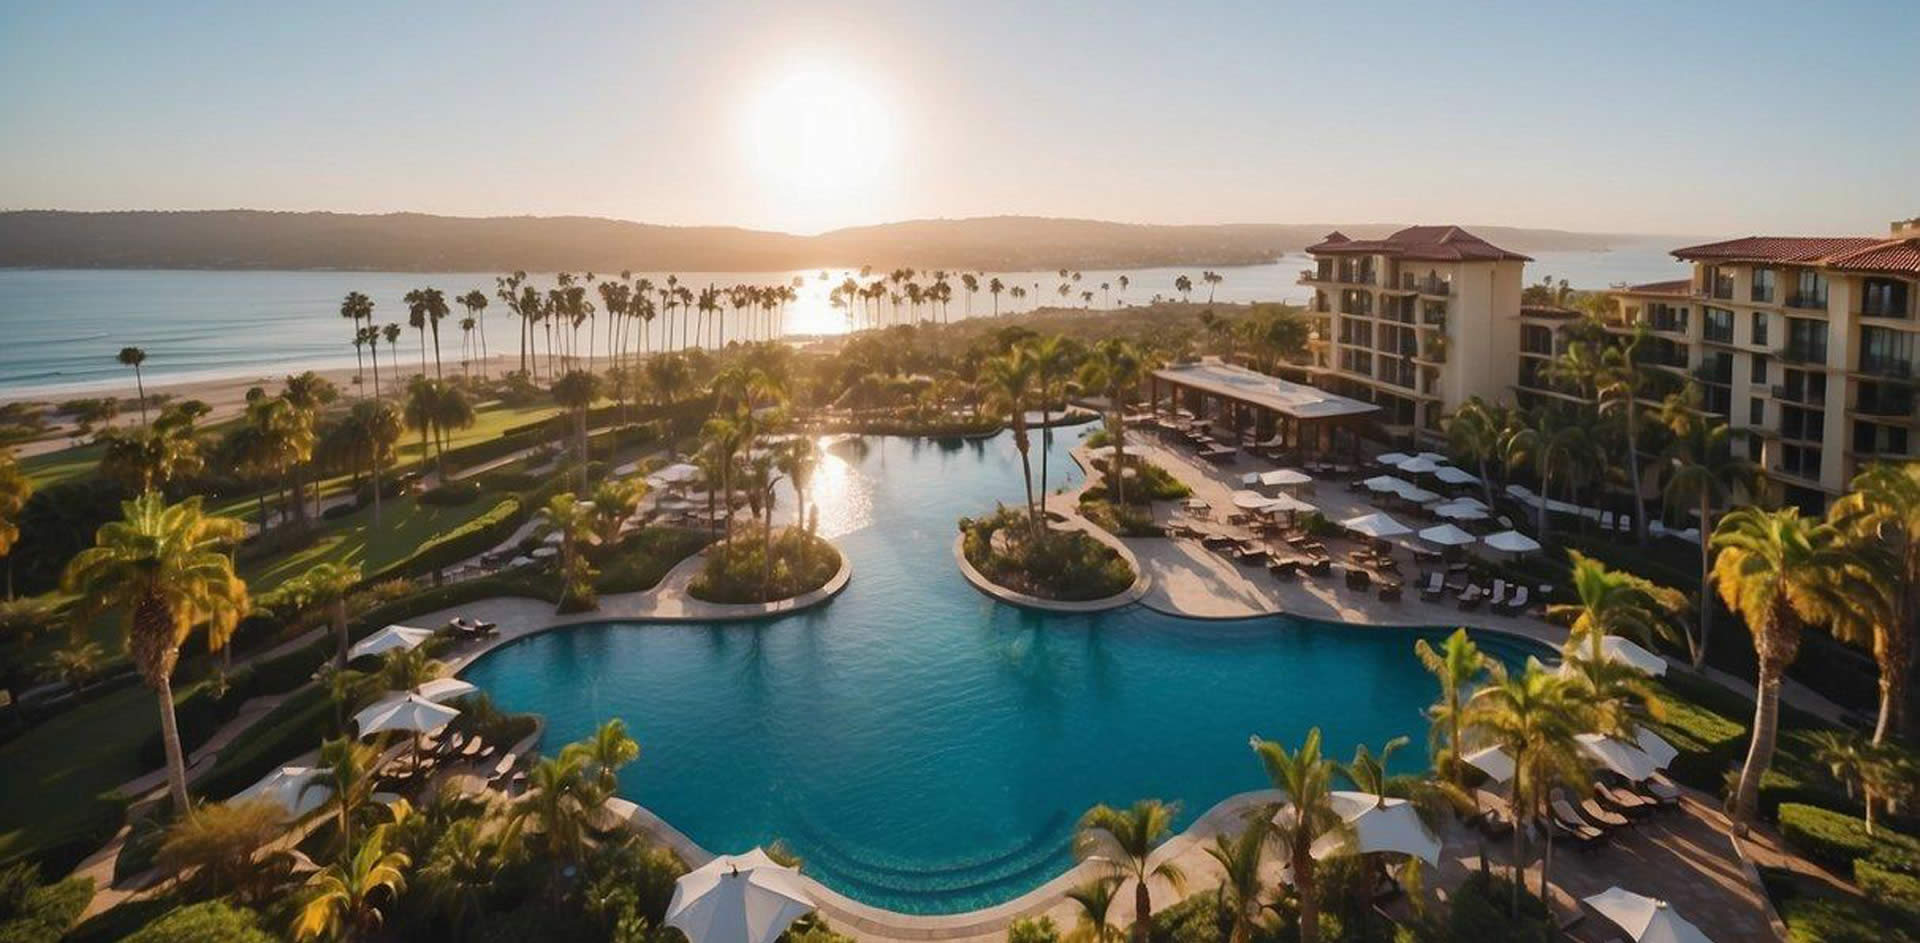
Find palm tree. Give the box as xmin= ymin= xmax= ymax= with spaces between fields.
xmin=307 ymin=736 xmax=380 ymax=853
xmin=550 ymin=371 xmax=602 ymax=490
xmin=1078 ymin=339 xmax=1147 ymax=505
xmin=1203 ymin=270 xmax=1223 ymax=303
xmin=1065 ymin=874 xmax=1124 ymax=943
xmin=61 ymin=494 xmax=248 ymax=813
xmin=524 ymin=753 xmax=599 ymax=871
xmin=1711 ymin=507 xmax=1866 ymax=832
xmin=341 ymin=292 xmax=374 ymax=392
xmin=381 ymin=323 xmax=403 ymax=384
xmin=1174 ymin=275 xmax=1193 ymax=302
xmin=39 ymin=640 xmax=106 ymax=692
xmin=337 ymin=399 xmax=402 ymax=526
xmin=1549 ymin=550 xmax=1686 ymax=665
xmin=118 ymin=346 xmax=150 ymax=425
xmin=777 ymin=436 xmax=820 ymax=535
xmin=1444 ymin=397 xmax=1507 ymax=508
xmin=1073 ymin=800 xmax=1185 ymax=943
xmin=698 ymin=417 xmax=747 ymax=546
xmin=99 ymin=410 xmax=204 ymax=494
xmin=559 ymin=717 xmax=639 ymax=794
xmin=1660 ymin=395 xmax=1755 ymax=667
xmin=1413 ymin=628 xmax=1495 ymax=792
xmin=1808 ymin=731 xmax=1915 ymax=837
xmin=1828 ymin=461 xmax=1920 ymax=742
xmin=979 ymin=349 xmax=1040 ymax=533
xmin=989 ymin=277 xmax=1005 ymax=317
xmin=1465 ymin=663 xmax=1589 ymax=914
xmin=294 ymin=562 xmax=361 ymax=670
xmin=1117 ymin=275 xmax=1130 ymax=304
xmin=1029 ymin=336 xmax=1075 ymax=516
xmin=458 ymin=289 xmax=489 ymax=378
xmin=1250 ymin=728 xmax=1344 ymax=943
xmin=1205 ymin=817 xmax=1269 ymax=943
xmin=294 ymin=821 xmax=409 ymax=942
xmin=0 ymin=449 xmax=28 ymax=598
xmin=421 ymin=815 xmax=521 ymax=938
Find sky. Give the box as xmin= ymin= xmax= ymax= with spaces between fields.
xmin=1 ymin=0 xmax=1916 ymax=237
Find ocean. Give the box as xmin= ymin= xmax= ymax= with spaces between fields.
xmin=0 ymin=242 xmax=1684 ymax=399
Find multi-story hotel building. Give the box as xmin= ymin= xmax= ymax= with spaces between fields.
xmin=1575 ymin=219 xmax=1920 ymax=511
xmin=1296 ymin=226 xmax=1528 ymax=441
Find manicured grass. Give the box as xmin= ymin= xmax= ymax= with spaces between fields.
xmin=392 ymin=400 xmax=560 ymax=467
xmin=0 ymin=682 xmax=153 ymax=868
xmin=239 ymin=490 xmax=508 ymax=593
xmin=18 ymin=441 xmax=105 ymax=489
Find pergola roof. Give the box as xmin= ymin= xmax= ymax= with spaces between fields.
xmin=1154 ymin=359 xmax=1380 ymax=421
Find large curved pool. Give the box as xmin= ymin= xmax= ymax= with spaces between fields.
xmin=463 ymin=430 xmax=1544 ymax=914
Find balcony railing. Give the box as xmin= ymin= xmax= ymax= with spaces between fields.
xmin=1786 ymin=293 xmax=1827 ymax=310
xmin=1772 ymin=384 xmax=1827 ymax=407
xmin=1853 ymin=389 xmax=1915 ymax=417
xmin=1777 ymin=342 xmax=1827 ymax=365
xmin=1860 ymin=303 xmax=1912 ymax=320
xmin=1692 ymin=363 xmax=1733 ymax=385
xmin=1859 ymin=357 xmax=1916 ymax=380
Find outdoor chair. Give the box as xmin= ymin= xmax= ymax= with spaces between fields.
xmin=1345 ymin=568 xmax=1372 ymax=590
xmin=1269 ymin=559 xmax=1298 ymax=580
xmin=1456 ymin=585 xmax=1484 ymax=611
xmin=1643 ymin=776 xmax=1683 ymax=808
xmin=1546 ymin=812 xmax=1605 ymax=849
xmin=1576 ymin=795 xmax=1631 ymax=830
xmin=1498 ymin=585 xmax=1530 ymax=615
xmin=1305 ymin=557 xmax=1333 ymax=576
xmin=1487 ymin=580 xmax=1509 ymax=610
xmin=1419 ymin=571 xmax=1446 ymax=601
xmin=1595 ymin=782 xmax=1658 ymax=818
xmin=1378 ymin=582 xmax=1401 ymax=603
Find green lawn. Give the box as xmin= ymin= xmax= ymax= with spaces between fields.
xmin=240 ymin=491 xmax=507 ymax=593
xmin=0 ymin=682 xmax=154 ymax=866
xmin=18 ymin=441 xmax=105 ymax=490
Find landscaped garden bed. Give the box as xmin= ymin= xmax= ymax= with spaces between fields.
xmin=687 ymin=527 xmax=842 ymax=604
xmin=959 ymin=505 xmax=1135 ymax=601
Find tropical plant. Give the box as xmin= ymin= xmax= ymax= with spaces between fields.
xmin=61 ymin=493 xmax=248 ymax=813
xmin=1205 ymin=817 xmax=1270 ymax=943
xmin=118 ymin=346 xmax=150 ymax=425
xmin=1710 ymin=507 xmax=1867 ymax=832
xmin=1413 ymin=628 xmax=1495 ymax=792
xmin=1064 ymin=874 xmax=1123 ymax=943
xmin=0 ymin=448 xmax=30 ymax=598
xmin=1250 ymin=728 xmax=1346 ymax=943
xmin=1073 ymin=800 xmax=1185 ymax=943
xmin=156 ymin=799 xmax=294 ymax=904
xmin=560 ymin=718 xmax=640 ymax=795
xmin=309 ymin=736 xmax=381 ymax=854
xmin=341 ymin=292 xmax=375 ymax=391
xmin=1658 ymin=392 xmax=1755 ymax=667
xmin=404 ymin=287 xmax=451 ymax=379
xmin=1443 ymin=397 xmax=1507 ymax=508
xmin=98 ymin=408 xmax=204 ymax=494
xmin=293 ymin=819 xmax=410 ymax=942
xmin=289 ymin=562 xmax=361 ymax=669
xmin=333 ymin=399 xmax=402 ymax=525
xmin=551 ymin=370 xmax=602 ymax=489
xmin=1464 ymin=663 xmax=1590 ymax=915
xmin=1078 ymin=339 xmax=1147 ymax=506
xmin=1807 ymin=731 xmax=1916 ymax=837
xmin=979 ymin=349 xmax=1039 ymax=532
xmin=1548 ymin=551 xmax=1686 ymax=663
xmin=546 ymin=492 xmax=598 ymax=610
xmin=1827 ymin=460 xmax=1920 ymax=742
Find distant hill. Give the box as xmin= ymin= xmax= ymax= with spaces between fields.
xmin=0 ymin=210 xmax=1638 ymax=273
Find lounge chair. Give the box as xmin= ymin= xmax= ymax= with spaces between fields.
xmin=1419 ymin=571 xmax=1446 ymax=601
xmin=1345 ymin=568 xmax=1372 ymax=591
xmin=1457 ymin=585 xmax=1484 ymax=611
xmin=1578 ymin=795 xmax=1631 ymax=829
xmin=1305 ymin=557 xmax=1333 ymax=576
xmin=1378 ymin=582 xmax=1401 ymax=603
xmin=1595 ymin=782 xmax=1658 ymax=818
xmin=1498 ymin=585 xmax=1530 ymax=615
xmin=1546 ymin=813 xmax=1605 ymax=849
xmin=1487 ymin=579 xmax=1509 ymax=610
xmin=1644 ymin=775 xmax=1684 ymax=808
xmin=1269 ymin=559 xmax=1298 ymax=579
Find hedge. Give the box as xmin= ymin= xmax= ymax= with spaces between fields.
xmin=1855 ymin=860 xmax=1920 ymax=921
xmin=1777 ymin=803 xmax=1920 ymax=877
xmin=367 ymin=496 xmax=526 ymax=583
xmin=0 ymin=868 xmax=92 ymax=943
xmin=194 ymin=686 xmax=334 ymax=801
xmin=1779 ymin=894 xmax=1916 ymax=943
xmin=120 ymin=900 xmax=274 ymax=943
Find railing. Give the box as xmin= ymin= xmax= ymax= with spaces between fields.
xmin=1691 ymin=364 xmax=1733 ymax=385
xmin=1860 ymin=303 xmax=1912 ymax=320
xmin=1858 ymin=357 xmax=1915 ymax=380
xmin=1771 ymin=384 xmax=1827 ymax=407
xmin=1416 ymin=277 xmax=1452 ymax=296
xmin=1786 ymin=293 xmax=1827 ymax=310
xmin=1751 ymin=288 xmax=1775 ymax=304
xmin=1777 ymin=342 xmax=1827 ymax=365
xmin=1703 ymin=326 xmax=1735 ymax=344
xmin=1852 ymin=389 xmax=1915 ymax=417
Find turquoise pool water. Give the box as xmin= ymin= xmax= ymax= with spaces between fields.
xmin=462 ymin=430 xmax=1546 ymax=914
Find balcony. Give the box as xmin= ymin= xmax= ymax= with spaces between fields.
xmin=1776 ymin=342 xmax=1827 ymax=366
xmin=1860 ymin=303 xmax=1913 ymax=320
xmin=1772 ymin=384 xmax=1827 ymax=407
xmin=1853 ymin=388 xmax=1916 ymax=418
xmin=1414 ymin=277 xmax=1452 ymax=296
xmin=1786 ymin=293 xmax=1828 ymax=311
xmin=1691 ymin=363 xmax=1733 ymax=385
xmin=1859 ymin=357 xmax=1916 ymax=381
xmin=1298 ymin=269 xmax=1329 ymax=285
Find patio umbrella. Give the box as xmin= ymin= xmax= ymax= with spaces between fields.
xmin=1261 ymin=468 xmax=1313 ymax=487
xmin=1415 ymin=451 xmax=1448 ymax=463
xmin=1375 ymin=452 xmax=1412 ymax=466
xmin=354 ymin=694 xmax=460 ymax=738
xmin=1431 ymin=501 xmax=1489 ymax=522
xmin=1433 ymin=466 xmax=1479 ymax=486
xmin=1342 ymin=511 xmax=1412 ymax=539
xmin=348 ymin=625 xmax=433 ymax=662
xmin=1577 ymin=733 xmax=1661 ymax=781
xmin=1230 ymin=489 xmax=1273 ymax=510
xmin=1601 ymin=635 xmax=1668 ymax=676
xmin=531 ymin=546 xmax=559 ymax=560
xmin=1582 ymin=887 xmax=1714 ymax=943
xmin=1418 ymin=523 xmax=1477 ymax=547
xmin=1634 ymin=727 xmax=1680 ymax=769
xmin=1262 ymin=493 xmax=1316 ymax=515
xmin=1363 ymin=475 xmax=1411 ymax=494
xmin=1396 ymin=456 xmax=1443 ymax=475
xmin=234 ymin=766 xmax=331 ymax=820
xmin=1464 ymin=746 xmax=1514 ymax=783
xmin=666 ymin=848 xmax=816 ymax=943
xmin=1450 ymin=495 xmax=1491 ymax=510
xmin=1240 ymin=472 xmax=1263 ymax=486
xmin=1310 ymin=792 xmax=1443 ymax=865
xmin=413 ymin=677 xmax=478 ymax=703
xmin=1397 ymin=484 xmax=1441 ymax=504
xmin=1483 ymin=530 xmax=1542 ymax=555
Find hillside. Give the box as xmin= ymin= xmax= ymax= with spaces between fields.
xmin=0 ymin=210 xmax=1636 ymax=273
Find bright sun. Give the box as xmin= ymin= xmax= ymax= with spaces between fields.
xmin=742 ymin=63 xmax=896 ymax=230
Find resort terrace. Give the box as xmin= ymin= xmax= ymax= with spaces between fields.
xmin=1149 ymin=357 xmax=1380 ymax=460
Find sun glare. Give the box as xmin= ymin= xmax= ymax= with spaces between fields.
xmin=741 ymin=62 xmax=896 ymax=231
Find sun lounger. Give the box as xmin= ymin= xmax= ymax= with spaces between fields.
xmin=1269 ymin=559 xmax=1298 ymax=579
xmin=1457 ymin=585 xmax=1484 ymax=611
xmin=1305 ymin=557 xmax=1333 ymax=576
xmin=1498 ymin=585 xmax=1530 ymax=615
xmin=1578 ymin=796 xmax=1631 ymax=829
xmin=1378 ymin=582 xmax=1401 ymax=603
xmin=1345 ymin=568 xmax=1372 ymax=591
xmin=1644 ymin=775 xmax=1683 ymax=808
xmin=1420 ymin=571 xmax=1446 ymax=601
xmin=1487 ymin=579 xmax=1509 ymax=610
xmin=1546 ymin=814 xmax=1605 ymax=849
xmin=1595 ymin=782 xmax=1657 ymax=818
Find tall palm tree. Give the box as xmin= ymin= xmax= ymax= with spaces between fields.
xmin=979 ymin=350 xmax=1040 ymax=533
xmin=306 ymin=736 xmax=380 ymax=854
xmin=559 ymin=717 xmax=640 ymax=795
xmin=1465 ymin=663 xmax=1589 ymax=915
xmin=294 ymin=821 xmax=409 ymax=942
xmin=777 ymin=435 xmax=820 ymax=535
xmin=1828 ymin=460 xmax=1920 ymax=743
xmin=1117 ymin=275 xmax=1130 ymax=303
xmin=1203 ymin=270 xmax=1223 ymax=303
xmin=524 ymin=753 xmax=599 ymax=871
xmin=550 ymin=370 xmax=602 ymax=490
xmin=1444 ymin=397 xmax=1507 ymax=508
xmin=99 ymin=410 xmax=203 ymax=494
xmin=698 ymin=417 xmax=747 ymax=546
xmin=1659 ymin=393 xmax=1755 ymax=667
xmin=1549 ymin=550 xmax=1686 ymax=664
xmin=338 ymin=399 xmax=401 ymax=526
xmin=1065 ymin=874 xmax=1124 ymax=943
xmin=1250 ymin=728 xmax=1345 ymax=943
xmin=293 ymin=562 xmax=361 ymax=669
xmin=1413 ymin=628 xmax=1495 ymax=792
xmin=1711 ymin=508 xmax=1868 ymax=832
xmin=1073 ymin=800 xmax=1185 ymax=943
xmin=118 ymin=346 xmax=150 ymax=426
xmin=1029 ymin=336 xmax=1075 ymax=515
xmin=458 ymin=289 xmax=489 ymax=378
xmin=545 ymin=493 xmax=596 ymax=609
xmin=1205 ymin=818 xmax=1270 ymax=943
xmin=340 ymin=292 xmax=374 ymax=392
xmin=61 ymin=494 xmax=248 ymax=813
xmin=1174 ymin=275 xmax=1193 ymax=302
xmin=1078 ymin=339 xmax=1147 ymax=505
xmin=989 ymin=277 xmax=1005 ymax=317
xmin=381 ymin=323 xmax=403 ymax=385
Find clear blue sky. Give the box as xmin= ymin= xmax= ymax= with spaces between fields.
xmin=1 ymin=0 xmax=1914 ymax=236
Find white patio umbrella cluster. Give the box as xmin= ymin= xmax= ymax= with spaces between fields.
xmin=347 ymin=625 xmax=433 ymax=662
xmin=1483 ymin=530 xmax=1542 ymax=555
xmin=1583 ymin=887 xmax=1714 ymax=943
xmin=1577 ymin=733 xmax=1664 ymax=781
xmin=1433 ymin=465 xmax=1479 ymax=486
xmin=647 ymin=462 xmax=703 ymax=487
xmin=1396 ymin=455 xmax=1444 ymax=475
xmin=1431 ymin=501 xmax=1490 ymax=522
xmin=235 ymin=766 xmax=331 ymax=820
xmin=1261 ymin=493 xmax=1316 ymax=515
xmin=1310 ymin=791 xmax=1443 ymax=865
xmin=1599 ymin=635 xmax=1668 ymax=676
xmin=1375 ymin=452 xmax=1413 ymax=467
xmin=1417 ymin=523 xmax=1478 ymax=547
xmin=354 ymin=693 xmax=460 ymax=738
xmin=1362 ymin=474 xmax=1410 ymax=494
xmin=666 ymin=848 xmax=816 ymax=943
xmin=413 ymin=677 xmax=478 ymax=704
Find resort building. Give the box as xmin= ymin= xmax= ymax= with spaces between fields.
xmin=1586 ymin=218 xmax=1920 ymax=511
xmin=1149 ymin=357 xmax=1380 ymax=456
xmin=1297 ymin=225 xmax=1530 ymax=440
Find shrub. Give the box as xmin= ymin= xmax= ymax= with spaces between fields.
xmin=688 ymin=529 xmax=841 ymax=604
xmin=1084 ymin=453 xmax=1191 ymax=502
xmin=320 ymin=502 xmax=356 ymax=521
xmin=1855 ymin=860 xmax=1920 ymax=920
xmin=1778 ymin=803 xmax=1920 ymax=877
xmin=1007 ymin=915 xmax=1061 ymax=943
xmin=593 ymin=528 xmax=710 ymax=594
xmin=0 ymin=864 xmax=92 ymax=943
xmin=120 ymin=901 xmax=273 ymax=943
xmin=419 ymin=480 xmax=483 ymax=506
xmin=1078 ymin=496 xmax=1161 ymax=537
xmin=195 ymin=686 xmax=334 ymax=800
xmin=960 ymin=506 xmax=1134 ymax=601
xmin=1779 ymin=894 xmax=1914 ymax=943
xmin=367 ymin=496 xmax=525 ymax=582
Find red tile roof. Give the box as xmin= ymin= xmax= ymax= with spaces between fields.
xmin=1824 ymin=239 xmax=1920 ymax=276
xmin=1520 ymin=304 xmax=1581 ymax=319
xmin=1306 ymin=225 xmax=1532 ymax=262
xmin=1671 ymin=236 xmax=1885 ymax=265
xmin=1621 ymin=278 xmax=1692 ymax=296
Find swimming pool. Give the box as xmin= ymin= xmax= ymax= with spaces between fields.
xmin=462 ymin=430 xmax=1547 ymax=914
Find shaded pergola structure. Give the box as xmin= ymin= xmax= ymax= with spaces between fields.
xmin=1149 ymin=358 xmax=1381 ymax=458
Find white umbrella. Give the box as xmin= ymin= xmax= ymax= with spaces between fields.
xmin=1577 ymin=733 xmax=1661 ymax=781
xmin=348 ymin=625 xmax=433 ymax=662
xmin=1261 ymin=468 xmax=1313 ymax=487
xmin=1483 ymin=530 xmax=1542 ymax=554
xmin=1240 ymin=472 xmax=1263 ymax=486
xmin=413 ymin=677 xmax=478 ymax=703
xmin=1397 ymin=484 xmax=1441 ymax=504
xmin=1418 ymin=523 xmax=1478 ymax=547
xmin=1363 ymin=475 xmax=1412 ymax=494
xmin=647 ymin=462 xmax=703 ymax=486
xmin=1396 ymin=456 xmax=1443 ymax=475
xmin=1343 ymin=511 xmax=1412 ymax=539
xmin=235 ymin=766 xmax=331 ymax=819
xmin=666 ymin=848 xmax=815 ymax=943
xmin=1310 ymin=792 xmax=1443 ymax=864
xmin=1465 ymin=746 xmax=1514 ymax=783
xmin=1231 ymin=489 xmax=1274 ymax=510
xmin=1375 ymin=452 xmax=1412 ymax=466
xmin=1433 ymin=466 xmax=1479 ymax=486
xmin=1634 ymin=728 xmax=1680 ymax=769
xmin=1415 ymin=451 xmax=1447 ymax=462
xmin=508 ymin=555 xmax=534 ymax=568
xmin=354 ymin=694 xmax=460 ymax=737
xmin=1450 ymin=495 xmax=1491 ymax=510
xmin=1583 ymin=887 xmax=1714 ymax=943
xmin=1262 ymin=493 xmax=1316 ymax=515
xmin=1602 ymin=636 xmax=1668 ymax=676
xmin=1431 ymin=501 xmax=1490 ymax=522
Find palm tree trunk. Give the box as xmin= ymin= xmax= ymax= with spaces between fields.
xmin=430 ymin=323 xmax=443 ymax=379
xmin=1625 ymin=408 xmax=1647 ymax=544
xmin=155 ymin=672 xmax=191 ymax=814
xmin=133 ymin=365 xmax=148 ymax=426
xmin=1295 ymin=850 xmax=1318 ymax=943
xmin=1694 ymin=495 xmax=1713 ymax=668
xmin=1510 ymin=807 xmax=1525 ymax=916
xmin=333 ymin=600 xmax=349 ymax=670
xmin=1732 ymin=665 xmax=1782 ymax=834
xmin=1132 ymin=877 xmax=1152 ymax=943
xmin=1112 ymin=418 xmax=1127 ymax=506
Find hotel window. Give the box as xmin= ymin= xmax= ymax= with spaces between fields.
xmin=1791 ymin=270 xmax=1828 ymax=308
xmin=1749 ymin=398 xmax=1765 ymax=427
xmin=1706 ymin=266 xmax=1734 ymax=299
xmin=1703 ymin=307 xmax=1735 ymax=343
xmin=1751 ymin=312 xmax=1768 ymax=346
xmin=1852 ymin=421 xmax=1909 ymax=458
xmin=1862 ymin=278 xmax=1911 ymax=319
xmin=1750 ymin=354 xmax=1767 ymax=385
xmin=1785 ymin=318 xmax=1827 ymax=362
xmin=1751 ymin=267 xmax=1775 ymax=303
xmin=1782 ymin=405 xmax=1824 ymax=443
xmin=1520 ymin=324 xmax=1554 ymax=356
xmin=1859 ymin=326 xmax=1915 ymax=378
